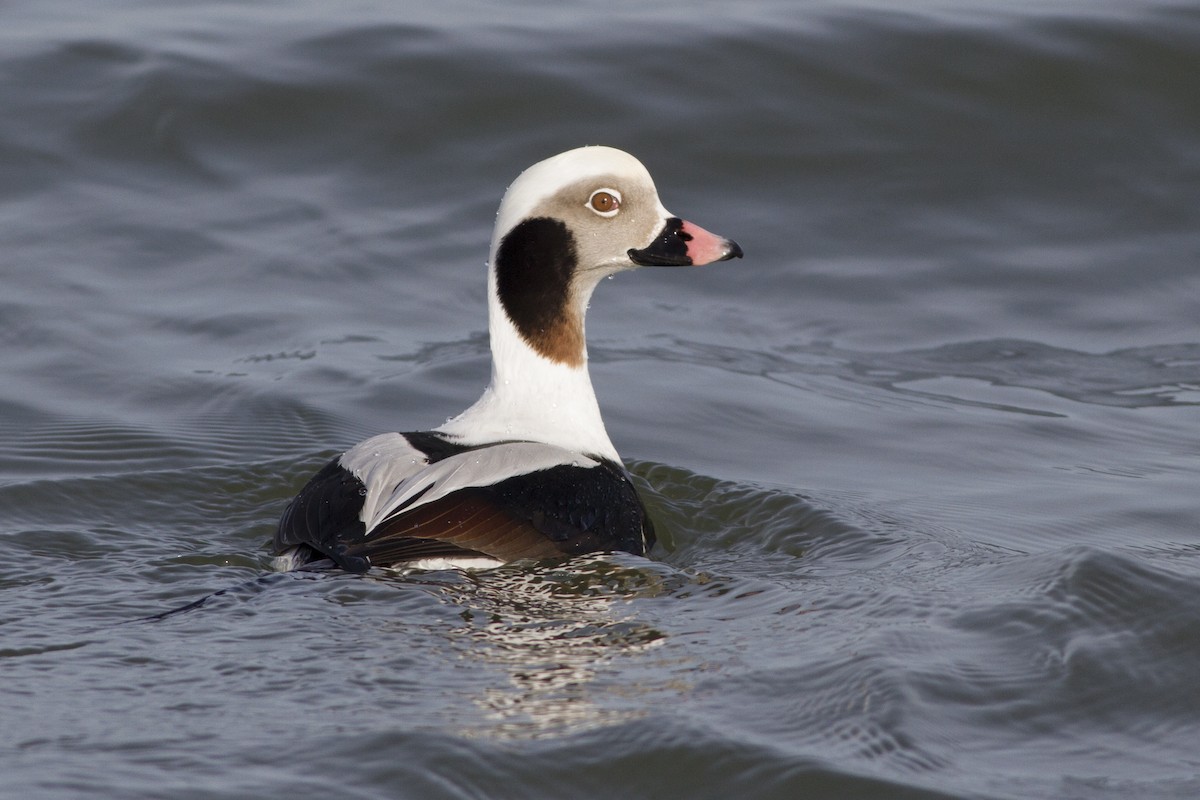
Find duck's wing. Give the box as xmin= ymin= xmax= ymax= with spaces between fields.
xmin=274 ymin=433 xmax=654 ymax=572
xmin=274 ymin=432 xmax=430 ymax=572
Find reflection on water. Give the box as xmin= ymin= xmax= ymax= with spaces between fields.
xmin=403 ymin=558 xmax=674 ymax=740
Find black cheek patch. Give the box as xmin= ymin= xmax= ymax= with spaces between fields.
xmin=494 ymin=217 xmax=583 ymax=365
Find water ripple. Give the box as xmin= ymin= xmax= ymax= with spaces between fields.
xmin=616 ymin=337 xmax=1200 ymax=411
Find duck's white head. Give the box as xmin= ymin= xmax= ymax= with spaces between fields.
xmin=438 ymin=145 xmax=742 ymax=459
xmin=489 ymin=146 xmax=742 ymax=367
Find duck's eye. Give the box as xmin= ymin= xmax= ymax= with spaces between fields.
xmin=587 ymin=189 xmax=621 ymax=217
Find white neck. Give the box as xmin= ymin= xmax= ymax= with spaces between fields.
xmin=435 ymin=269 xmax=620 ymax=462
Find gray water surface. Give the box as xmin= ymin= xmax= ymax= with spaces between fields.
xmin=3 ymin=1 xmax=1199 ymax=798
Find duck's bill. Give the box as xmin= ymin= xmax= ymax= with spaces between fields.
xmin=627 ymin=217 xmax=743 ymax=267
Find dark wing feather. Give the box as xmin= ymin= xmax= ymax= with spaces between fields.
xmin=274 ymin=457 xmax=372 ymax=572
xmin=348 ymin=459 xmax=655 ymax=567
xmin=276 ymin=448 xmax=655 ymax=572
xmin=340 ymin=490 xmax=564 ymax=565
xmin=481 ymin=459 xmax=654 ymax=556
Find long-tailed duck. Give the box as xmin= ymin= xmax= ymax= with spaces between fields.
xmin=274 ymin=146 xmax=742 ymax=572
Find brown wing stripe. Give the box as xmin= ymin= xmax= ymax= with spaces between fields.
xmin=356 ymin=490 xmax=565 ymax=564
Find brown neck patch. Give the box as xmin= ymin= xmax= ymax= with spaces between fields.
xmin=494 ymin=217 xmax=585 ymax=367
